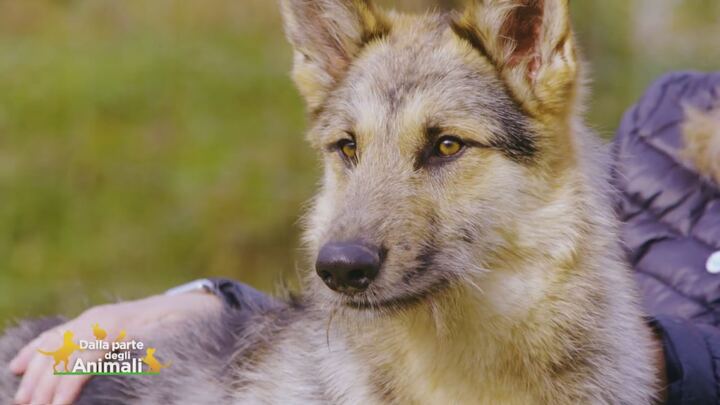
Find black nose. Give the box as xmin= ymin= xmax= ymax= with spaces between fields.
xmin=315 ymin=242 xmax=381 ymax=293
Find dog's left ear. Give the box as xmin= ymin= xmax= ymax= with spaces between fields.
xmin=453 ymin=0 xmax=577 ymax=116
xmin=281 ymin=0 xmax=388 ymax=112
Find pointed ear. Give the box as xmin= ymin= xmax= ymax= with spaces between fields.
xmin=453 ymin=0 xmax=577 ymax=116
xmin=280 ymin=0 xmax=388 ymax=112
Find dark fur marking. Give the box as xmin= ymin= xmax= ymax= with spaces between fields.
xmin=384 ymin=71 xmax=447 ymax=119
xmin=450 ymin=19 xmax=496 ymax=66
xmin=369 ymin=367 xmax=401 ymax=403
xmin=461 ymin=227 xmax=474 ymax=244
xmin=402 ymin=212 xmax=438 ymax=285
xmin=310 ymin=103 xmax=327 ymax=122
xmin=415 ymin=247 xmax=436 ymax=276
xmin=402 ymin=213 xmax=438 ymax=285
xmin=414 ymin=126 xmax=444 ymax=170
xmin=402 ymin=246 xmax=437 ymax=285
xmin=386 ymin=87 xmax=401 ymax=116
xmin=554 ymin=28 xmax=571 ymax=54
xmin=360 ymin=27 xmax=388 ymax=47
xmin=491 ymin=106 xmax=538 ymax=162
xmin=420 ymin=112 xmax=536 ymax=164
xmin=379 ymin=244 xmax=389 ymax=265
xmin=448 ymin=18 xmax=538 ymax=163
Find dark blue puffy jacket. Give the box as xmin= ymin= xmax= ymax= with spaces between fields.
xmin=208 ymin=72 xmax=720 ymax=404
xmin=613 ymin=71 xmax=720 ymax=404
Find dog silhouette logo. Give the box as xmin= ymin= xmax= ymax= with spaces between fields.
xmin=114 ymin=329 xmax=127 ymax=342
xmin=37 ymin=331 xmax=83 ymax=373
xmin=39 ymin=325 xmax=168 ymax=375
xmin=142 ymin=348 xmax=171 ymax=373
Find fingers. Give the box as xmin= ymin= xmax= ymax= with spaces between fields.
xmin=30 ymin=366 xmax=60 ymax=405
xmin=14 ymin=344 xmax=95 ymax=405
xmin=14 ymin=352 xmax=53 ymax=404
xmin=50 ymin=350 xmax=101 ymax=404
xmin=10 ymin=294 xmax=212 ymax=403
xmin=9 ymin=331 xmax=49 ymax=374
xmin=11 ymin=307 xmax=116 ymax=404
xmin=52 ymin=375 xmax=90 ymax=405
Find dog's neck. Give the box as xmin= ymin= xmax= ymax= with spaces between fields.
xmin=334 ymin=178 xmax=654 ymax=403
xmin=343 ymin=265 xmax=604 ymax=403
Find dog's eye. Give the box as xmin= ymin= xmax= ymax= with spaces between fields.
xmin=434 ymin=136 xmax=464 ymax=157
xmin=338 ymin=139 xmax=357 ymax=160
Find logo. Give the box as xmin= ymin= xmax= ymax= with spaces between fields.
xmin=37 ymin=325 xmax=170 ymax=376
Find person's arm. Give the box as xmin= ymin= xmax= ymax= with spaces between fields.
xmin=650 ymin=315 xmax=720 ymax=404
xmin=9 ymin=286 xmax=221 ymax=405
xmin=9 ymin=278 xmax=280 ymax=405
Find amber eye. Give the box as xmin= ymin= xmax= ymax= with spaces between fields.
xmin=435 ymin=136 xmax=463 ymax=157
xmin=339 ymin=140 xmax=357 ymax=160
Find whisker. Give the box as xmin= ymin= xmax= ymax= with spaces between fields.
xmin=326 ymin=302 xmax=340 ymax=350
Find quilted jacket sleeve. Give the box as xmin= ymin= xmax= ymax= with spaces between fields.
xmin=206 ymin=278 xmax=284 ymax=312
xmin=613 ymin=71 xmax=720 ymax=326
xmin=612 ymin=71 xmax=720 ymax=404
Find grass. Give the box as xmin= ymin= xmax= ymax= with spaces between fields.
xmin=0 ymin=0 xmax=314 ymax=321
xmin=0 ymin=0 xmax=718 ymax=322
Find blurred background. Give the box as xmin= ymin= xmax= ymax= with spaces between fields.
xmin=0 ymin=0 xmax=718 ymax=322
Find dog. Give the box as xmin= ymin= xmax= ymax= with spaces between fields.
xmin=0 ymin=0 xmax=661 ymax=403
xmin=35 ymin=331 xmax=83 ymax=373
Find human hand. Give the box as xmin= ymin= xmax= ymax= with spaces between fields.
xmin=9 ymin=292 xmax=220 ymax=404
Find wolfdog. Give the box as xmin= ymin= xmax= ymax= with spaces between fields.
xmin=0 ymin=0 xmax=660 ymax=403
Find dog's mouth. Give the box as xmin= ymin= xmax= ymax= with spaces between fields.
xmin=340 ymin=278 xmax=451 ymax=311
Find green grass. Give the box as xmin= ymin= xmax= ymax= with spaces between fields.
xmin=0 ymin=0 xmax=314 ymax=321
xmin=0 ymin=0 xmax=718 ymax=322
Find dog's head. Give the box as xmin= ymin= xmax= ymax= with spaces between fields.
xmin=282 ymin=0 xmax=583 ymax=313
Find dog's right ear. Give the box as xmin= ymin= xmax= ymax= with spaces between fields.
xmin=453 ymin=0 xmax=577 ymax=116
xmin=280 ymin=0 xmax=388 ymax=112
